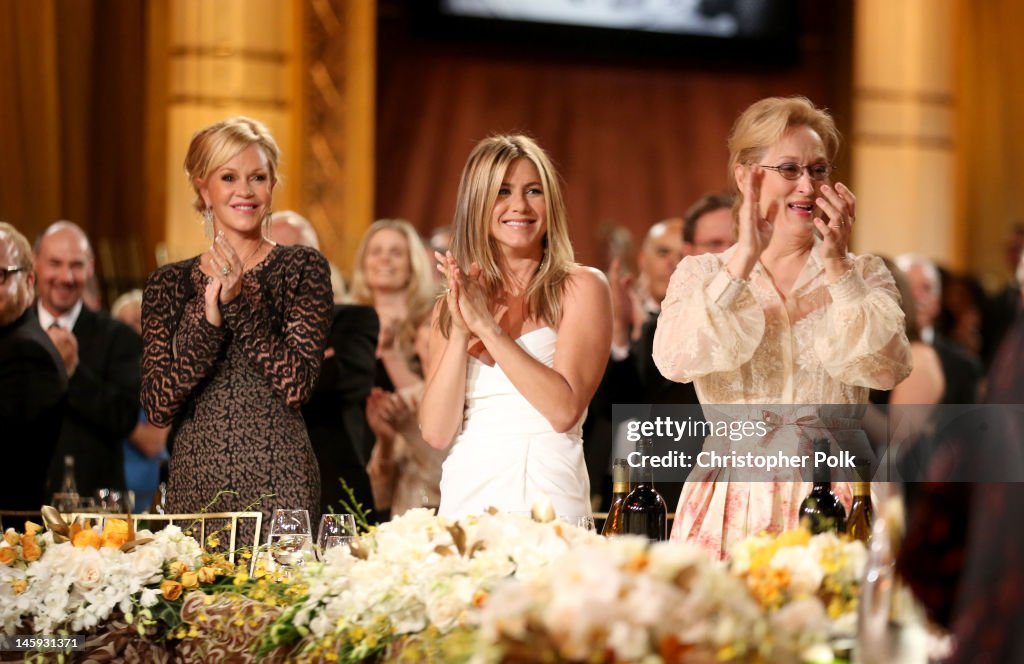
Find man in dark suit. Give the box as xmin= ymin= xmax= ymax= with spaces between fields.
xmin=270 ymin=212 xmax=380 ymax=518
xmin=0 ymin=222 xmax=67 ymax=511
xmin=35 ymin=221 xmax=141 ymax=499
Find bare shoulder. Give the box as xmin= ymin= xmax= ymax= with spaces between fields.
xmin=563 ymin=265 xmax=610 ymax=301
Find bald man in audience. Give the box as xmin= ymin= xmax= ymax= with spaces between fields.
xmin=269 ymin=212 xmax=380 ymax=517
xmin=636 ymin=218 xmax=685 ymax=316
xmin=0 ymin=222 xmax=67 ymax=510
xmin=36 ymin=221 xmax=142 ymax=499
xmin=896 ymin=253 xmax=981 ymax=404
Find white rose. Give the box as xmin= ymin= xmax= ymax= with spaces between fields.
xmin=74 ymin=558 xmax=105 ymax=592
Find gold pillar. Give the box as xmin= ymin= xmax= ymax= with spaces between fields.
xmin=146 ymin=0 xmax=375 ymax=273
xmin=850 ymin=0 xmax=959 ymax=267
xmin=298 ymin=0 xmax=376 ymax=274
xmin=153 ymin=0 xmax=301 ymax=263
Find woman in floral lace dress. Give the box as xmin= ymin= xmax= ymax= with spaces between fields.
xmin=141 ymin=117 xmax=332 ymax=532
xmin=653 ymin=97 xmax=912 ymax=558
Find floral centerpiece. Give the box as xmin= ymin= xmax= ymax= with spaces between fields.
xmin=0 ymin=518 xmax=201 ymax=635
xmin=270 ymin=508 xmax=598 ymax=661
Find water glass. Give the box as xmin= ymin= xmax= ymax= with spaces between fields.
xmin=317 ymin=513 xmax=357 ymax=559
xmin=576 ymin=516 xmax=596 ymax=532
xmin=268 ymin=509 xmax=313 ymax=570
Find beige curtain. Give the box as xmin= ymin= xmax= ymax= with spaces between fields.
xmin=0 ymin=0 xmax=147 ymax=303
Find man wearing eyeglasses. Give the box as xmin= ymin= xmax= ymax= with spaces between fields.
xmin=0 ymin=222 xmax=67 ymax=511
xmin=34 ymin=221 xmax=142 ymax=502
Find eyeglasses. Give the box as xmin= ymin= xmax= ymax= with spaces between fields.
xmin=759 ymin=162 xmax=832 ymax=182
xmin=0 ymin=266 xmax=28 ymax=285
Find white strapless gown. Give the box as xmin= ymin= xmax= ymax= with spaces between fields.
xmin=437 ymin=327 xmax=592 ymax=521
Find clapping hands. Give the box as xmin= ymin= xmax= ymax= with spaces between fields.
xmin=435 ymin=251 xmax=493 ymax=338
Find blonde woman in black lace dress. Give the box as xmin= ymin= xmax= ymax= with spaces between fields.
xmin=141 ymin=117 xmax=332 ymax=531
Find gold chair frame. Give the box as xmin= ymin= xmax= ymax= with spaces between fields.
xmin=0 ymin=510 xmax=262 ymax=573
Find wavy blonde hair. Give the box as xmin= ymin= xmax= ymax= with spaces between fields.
xmin=727 ymin=96 xmax=841 ymax=218
xmin=348 ymin=216 xmax=436 ymax=323
xmin=438 ymin=135 xmax=576 ymax=337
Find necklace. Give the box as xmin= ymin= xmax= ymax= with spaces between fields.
xmin=238 ymin=239 xmax=267 ymax=272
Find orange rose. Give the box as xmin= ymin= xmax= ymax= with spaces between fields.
xmin=12 ymin=579 xmax=27 ymax=594
xmin=0 ymin=547 xmax=16 ymax=565
xmin=197 ymin=566 xmax=218 ymax=584
xmin=101 ymin=519 xmax=130 ymax=549
xmin=169 ymin=561 xmax=189 ymax=579
xmin=160 ymin=579 xmax=183 ymax=601
xmin=24 ymin=522 xmax=42 ymax=536
xmin=20 ymin=535 xmax=41 ymax=562
xmin=180 ymin=571 xmax=199 ymax=589
xmin=72 ymin=529 xmax=102 ymax=549
xmin=3 ymin=530 xmax=18 ymax=547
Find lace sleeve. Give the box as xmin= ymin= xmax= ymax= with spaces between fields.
xmin=813 ymin=254 xmax=913 ymax=390
xmin=141 ymin=262 xmax=228 ymax=427
xmin=653 ymin=254 xmax=766 ymax=383
xmin=221 ymin=247 xmax=332 ymax=408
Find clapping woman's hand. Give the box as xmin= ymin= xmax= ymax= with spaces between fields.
xmin=813 ymin=182 xmax=857 ymax=278
xmin=453 ymin=261 xmax=494 ymax=338
xmin=436 ymin=251 xmax=470 ymax=336
xmin=731 ymin=166 xmax=777 ymax=279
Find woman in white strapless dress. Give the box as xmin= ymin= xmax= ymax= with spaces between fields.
xmin=419 ymin=135 xmax=612 ymax=522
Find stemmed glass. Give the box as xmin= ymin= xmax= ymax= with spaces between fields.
xmin=267 ymin=509 xmax=313 ymax=571
xmin=576 ymin=516 xmax=596 ymax=532
xmin=317 ymin=513 xmax=357 ymax=560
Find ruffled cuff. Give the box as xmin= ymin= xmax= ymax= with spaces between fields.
xmin=827 ymin=265 xmax=869 ymax=304
xmin=706 ymin=269 xmax=750 ymax=309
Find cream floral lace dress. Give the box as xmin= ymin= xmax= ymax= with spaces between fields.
xmin=653 ymin=241 xmax=911 ymax=559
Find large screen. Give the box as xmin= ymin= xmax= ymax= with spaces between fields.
xmin=440 ymin=0 xmax=791 ymax=39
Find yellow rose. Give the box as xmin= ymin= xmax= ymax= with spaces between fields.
xmin=3 ymin=530 xmax=19 ymax=547
xmin=20 ymin=535 xmax=41 ymax=562
xmin=0 ymin=546 xmax=16 ymax=565
xmin=73 ymin=529 xmax=102 ymax=549
xmin=180 ymin=571 xmax=199 ymax=589
xmin=197 ymin=566 xmax=218 ymax=584
xmin=102 ymin=519 xmax=130 ymax=549
xmin=24 ymin=522 xmax=42 ymax=536
xmin=12 ymin=579 xmax=27 ymax=594
xmin=169 ymin=561 xmax=189 ymax=579
xmin=160 ymin=579 xmax=183 ymax=601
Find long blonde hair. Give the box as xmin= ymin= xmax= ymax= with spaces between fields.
xmin=438 ymin=135 xmax=576 ymax=337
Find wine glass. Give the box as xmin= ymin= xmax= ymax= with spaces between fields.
xmin=95 ymin=488 xmax=125 ymax=513
xmin=316 ymin=513 xmax=357 ymax=559
xmin=576 ymin=516 xmax=596 ymax=532
xmin=267 ymin=509 xmax=313 ymax=571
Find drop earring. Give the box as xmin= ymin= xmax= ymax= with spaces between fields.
xmin=202 ymin=207 xmax=214 ymax=240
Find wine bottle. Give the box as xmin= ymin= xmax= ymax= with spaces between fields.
xmin=622 ymin=439 xmax=668 ymax=542
xmin=601 ymin=459 xmax=630 ymax=537
xmin=799 ymin=439 xmax=846 ymax=534
xmin=55 ymin=455 xmax=79 ymax=511
xmin=845 ymin=463 xmax=873 ymax=544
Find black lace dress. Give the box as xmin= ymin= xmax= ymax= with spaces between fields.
xmin=141 ymin=244 xmax=332 ymax=539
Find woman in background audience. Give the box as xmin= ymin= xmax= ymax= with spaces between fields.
xmin=349 ymin=219 xmax=445 ymax=516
